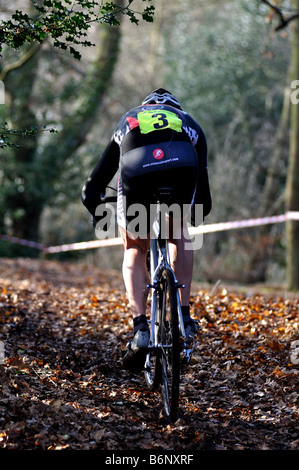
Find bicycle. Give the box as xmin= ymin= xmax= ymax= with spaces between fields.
xmin=100 ymin=188 xmax=196 ymax=421
xmin=144 ymin=188 xmax=196 ymax=421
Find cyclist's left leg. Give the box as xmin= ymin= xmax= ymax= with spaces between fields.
xmin=120 ymin=228 xmax=151 ymax=372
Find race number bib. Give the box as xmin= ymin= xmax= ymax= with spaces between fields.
xmin=137 ymin=109 xmax=182 ymax=134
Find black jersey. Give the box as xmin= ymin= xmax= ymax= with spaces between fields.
xmin=82 ymin=103 xmax=211 ymax=221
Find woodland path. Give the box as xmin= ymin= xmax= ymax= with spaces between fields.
xmin=0 ymin=258 xmax=298 ymax=451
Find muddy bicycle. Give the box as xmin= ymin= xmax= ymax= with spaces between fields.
xmin=100 ymin=188 xmax=196 ymax=421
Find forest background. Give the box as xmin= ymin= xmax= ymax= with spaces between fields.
xmin=0 ymin=0 xmax=298 ymax=288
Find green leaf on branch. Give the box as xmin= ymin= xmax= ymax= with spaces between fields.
xmin=0 ymin=123 xmax=58 ymax=149
xmin=0 ymin=0 xmax=155 ymax=59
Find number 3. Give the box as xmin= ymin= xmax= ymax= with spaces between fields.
xmin=152 ymin=113 xmax=168 ymax=130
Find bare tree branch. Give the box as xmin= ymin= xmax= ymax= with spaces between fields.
xmin=260 ymin=0 xmax=299 ymax=31
xmin=0 ymin=43 xmax=41 ymax=81
xmin=261 ymin=0 xmax=299 ymax=30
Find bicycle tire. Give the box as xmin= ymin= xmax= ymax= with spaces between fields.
xmin=160 ymin=268 xmax=180 ymax=420
xmin=144 ymin=282 xmax=162 ymax=390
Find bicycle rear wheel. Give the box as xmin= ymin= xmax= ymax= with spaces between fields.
xmin=159 ymin=268 xmax=180 ymax=421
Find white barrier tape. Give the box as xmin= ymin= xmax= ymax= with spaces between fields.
xmin=288 ymin=211 xmax=299 ymax=221
xmin=43 ymin=237 xmax=123 ymax=254
xmin=189 ymin=213 xmax=289 ymax=235
xmin=0 ymin=234 xmax=45 ymax=250
xmin=1 ymin=211 xmax=299 ymax=254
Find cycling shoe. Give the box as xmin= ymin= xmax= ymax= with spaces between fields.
xmin=184 ymin=318 xmax=199 ymax=338
xmin=122 ymin=329 xmax=150 ymax=373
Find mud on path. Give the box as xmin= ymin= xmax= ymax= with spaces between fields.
xmin=0 ymin=258 xmax=298 ymax=451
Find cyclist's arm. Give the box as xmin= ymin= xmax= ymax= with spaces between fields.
xmin=81 ymin=138 xmax=120 ymax=217
xmin=193 ymin=125 xmax=212 ymax=221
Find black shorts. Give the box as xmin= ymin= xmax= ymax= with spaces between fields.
xmin=117 ymin=141 xmax=199 ymax=236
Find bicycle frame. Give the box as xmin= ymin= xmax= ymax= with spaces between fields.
xmin=147 ymin=206 xmax=194 ymax=363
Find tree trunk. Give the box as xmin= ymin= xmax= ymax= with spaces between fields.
xmin=43 ymin=19 xmax=123 ymax=163
xmin=245 ymin=78 xmax=290 ymax=283
xmin=286 ymin=0 xmax=299 ymax=291
xmin=39 ymin=7 xmax=124 ymax=210
xmin=2 ymin=0 xmax=124 ymax=245
xmin=4 ymin=45 xmax=41 ymax=241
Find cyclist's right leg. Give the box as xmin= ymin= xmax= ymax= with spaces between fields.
xmin=167 ymin=216 xmax=199 ymax=339
xmin=167 ymin=216 xmax=194 ymax=307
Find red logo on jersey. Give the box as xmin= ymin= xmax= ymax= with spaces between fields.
xmin=153 ymin=149 xmax=164 ymax=160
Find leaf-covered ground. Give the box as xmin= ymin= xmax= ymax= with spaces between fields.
xmin=0 ymin=257 xmax=298 ymax=451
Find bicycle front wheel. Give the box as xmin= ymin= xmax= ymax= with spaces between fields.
xmin=160 ymin=268 xmax=180 ymax=421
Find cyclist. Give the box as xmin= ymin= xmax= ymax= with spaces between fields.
xmin=82 ymin=88 xmax=212 ymax=372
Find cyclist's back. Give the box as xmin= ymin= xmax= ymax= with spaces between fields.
xmin=82 ymin=88 xmax=211 ymax=231
xmin=117 ymin=102 xmax=202 ymax=236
